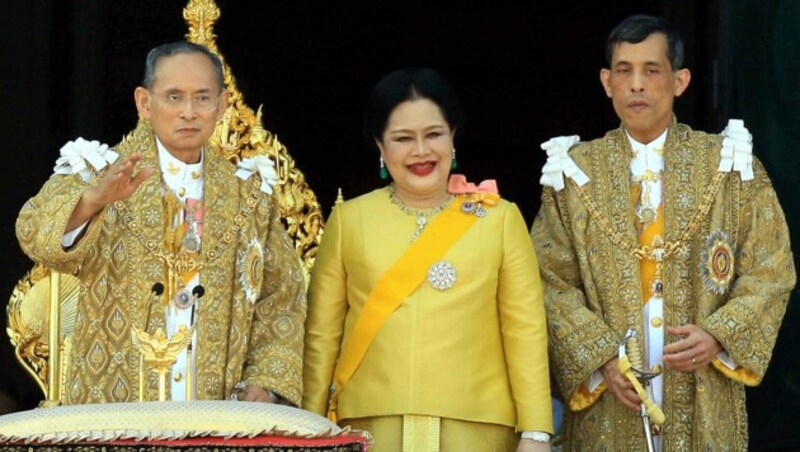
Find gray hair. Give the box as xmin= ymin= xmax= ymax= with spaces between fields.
xmin=142 ymin=41 xmax=224 ymax=91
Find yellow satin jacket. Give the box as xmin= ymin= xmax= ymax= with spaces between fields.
xmin=303 ymin=187 xmax=552 ymax=433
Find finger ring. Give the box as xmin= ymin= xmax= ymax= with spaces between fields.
xmin=692 ymin=357 xmax=697 ymax=365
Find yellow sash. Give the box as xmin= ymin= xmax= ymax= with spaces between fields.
xmin=625 ymin=182 xmax=666 ymax=425
xmin=619 ymin=203 xmax=666 ymax=426
xmin=638 ymin=205 xmax=664 ymax=302
xmin=327 ymin=198 xmax=478 ymax=422
xmin=630 ymin=181 xmax=664 ymax=303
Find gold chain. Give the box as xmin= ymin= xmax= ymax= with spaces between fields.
xmin=573 ymin=172 xmax=727 ymax=264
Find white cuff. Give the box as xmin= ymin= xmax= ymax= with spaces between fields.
xmin=716 ymin=350 xmax=738 ymax=370
xmin=587 ymin=369 xmax=604 ymax=393
xmin=62 ymin=221 xmax=89 ymax=248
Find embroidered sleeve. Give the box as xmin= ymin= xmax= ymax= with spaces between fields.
xmin=701 ymin=174 xmax=795 ymax=384
xmin=16 ymin=173 xmax=107 ymax=273
xmin=531 ymin=188 xmax=619 ymax=410
xmin=241 ymin=197 xmax=307 ymax=406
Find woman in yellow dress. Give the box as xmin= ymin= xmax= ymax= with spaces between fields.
xmin=303 ymin=68 xmax=552 ymax=451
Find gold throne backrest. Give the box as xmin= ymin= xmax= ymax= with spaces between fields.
xmin=7 ymin=0 xmax=323 ymax=405
xmin=7 ymin=266 xmax=78 ymax=403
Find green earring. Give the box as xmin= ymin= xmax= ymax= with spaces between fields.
xmin=380 ymin=158 xmax=389 ymax=180
xmin=451 ymin=148 xmax=458 ymax=170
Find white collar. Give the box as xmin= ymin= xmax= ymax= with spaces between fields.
xmin=625 ymin=128 xmax=668 ymax=155
xmin=627 ymin=129 xmax=667 ymax=176
xmin=157 ymin=138 xmax=204 ymax=183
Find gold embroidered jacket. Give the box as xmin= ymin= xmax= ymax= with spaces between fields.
xmin=532 ymin=122 xmax=795 ymax=451
xmin=16 ymin=125 xmax=306 ymax=405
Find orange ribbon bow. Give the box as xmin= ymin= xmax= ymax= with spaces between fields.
xmin=448 ymin=174 xmax=500 ymax=205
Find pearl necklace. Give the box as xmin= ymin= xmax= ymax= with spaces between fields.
xmin=388 ymin=184 xmax=455 ymax=242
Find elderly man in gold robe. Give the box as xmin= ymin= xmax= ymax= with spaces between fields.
xmin=532 ymin=15 xmax=795 ymax=451
xmin=16 ymin=42 xmax=305 ymax=405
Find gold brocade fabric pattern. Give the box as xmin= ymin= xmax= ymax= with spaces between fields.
xmin=15 ymin=124 xmax=306 ymax=405
xmin=532 ymin=121 xmax=795 ymax=451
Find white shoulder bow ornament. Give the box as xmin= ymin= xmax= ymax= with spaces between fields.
xmin=235 ymin=155 xmax=279 ymax=195
xmin=718 ymin=119 xmax=754 ymax=181
xmin=53 ymin=137 xmax=119 ymax=183
xmin=539 ymin=135 xmax=590 ymax=191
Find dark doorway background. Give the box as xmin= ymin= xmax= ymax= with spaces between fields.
xmin=1 ymin=1 xmax=797 ymax=449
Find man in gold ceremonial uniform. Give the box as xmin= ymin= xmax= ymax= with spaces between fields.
xmin=532 ymin=15 xmax=795 ymax=450
xmin=16 ymin=42 xmax=305 ymax=405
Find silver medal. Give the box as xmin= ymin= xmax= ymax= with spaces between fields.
xmin=182 ymin=220 xmax=201 ymax=253
xmin=174 ymin=289 xmax=195 ymax=310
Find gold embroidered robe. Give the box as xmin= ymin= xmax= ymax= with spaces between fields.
xmin=16 ymin=125 xmax=306 ymax=405
xmin=532 ymin=122 xmax=795 ymax=451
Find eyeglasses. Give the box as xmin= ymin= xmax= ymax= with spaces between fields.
xmin=149 ymin=91 xmax=220 ymax=112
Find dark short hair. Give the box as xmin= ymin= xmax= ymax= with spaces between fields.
xmin=364 ymin=68 xmax=464 ymax=147
xmin=606 ymin=14 xmax=685 ymax=70
xmin=142 ymin=41 xmax=224 ymax=91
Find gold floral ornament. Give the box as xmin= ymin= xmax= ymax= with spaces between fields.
xmin=7 ymin=265 xmax=79 ymax=405
xmin=184 ymin=0 xmax=323 ymax=274
xmin=702 ymin=230 xmax=736 ymax=295
xmin=238 ymin=239 xmax=265 ymax=304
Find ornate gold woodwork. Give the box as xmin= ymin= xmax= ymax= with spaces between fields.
xmin=7 ymin=264 xmax=79 ymax=405
xmin=7 ymin=0 xmax=322 ymax=403
xmin=185 ymin=0 xmax=323 ymax=271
